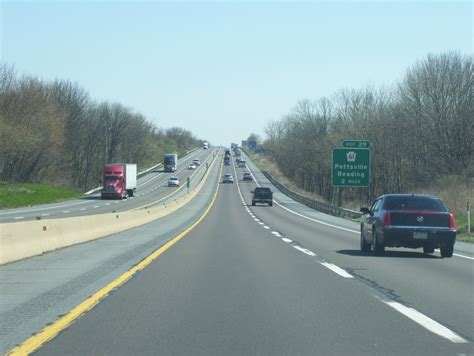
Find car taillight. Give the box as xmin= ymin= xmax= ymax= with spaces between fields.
xmin=383 ymin=212 xmax=391 ymax=229
xmin=449 ymin=213 xmax=457 ymax=231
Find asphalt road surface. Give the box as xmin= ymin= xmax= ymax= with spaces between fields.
xmin=0 ymin=148 xmax=215 ymax=223
xmin=2 ymin=153 xmax=473 ymax=355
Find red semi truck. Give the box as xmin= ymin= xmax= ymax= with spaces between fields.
xmin=100 ymin=163 xmax=137 ymax=199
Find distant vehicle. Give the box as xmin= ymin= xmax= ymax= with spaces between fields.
xmin=164 ymin=153 xmax=178 ymax=172
xmin=360 ymin=194 xmax=457 ymax=257
xmin=238 ymin=160 xmax=246 ymax=168
xmin=224 ymin=157 xmax=231 ymax=165
xmin=243 ymin=172 xmax=253 ymax=181
xmin=224 ymin=148 xmax=231 ymax=157
xmin=222 ymin=174 xmax=234 ymax=183
xmin=203 ymin=141 xmax=209 ymax=149
xmin=167 ymin=176 xmax=180 ymax=187
xmin=188 ymin=164 xmax=196 ymax=170
xmin=101 ymin=163 xmax=137 ymax=199
xmin=252 ymin=187 xmax=273 ymax=206
xmin=193 ymin=159 xmax=201 ymax=166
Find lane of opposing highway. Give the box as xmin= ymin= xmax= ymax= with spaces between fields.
xmin=0 ymin=148 xmax=216 ymax=223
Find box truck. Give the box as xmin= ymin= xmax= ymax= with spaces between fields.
xmin=164 ymin=153 xmax=178 ymax=172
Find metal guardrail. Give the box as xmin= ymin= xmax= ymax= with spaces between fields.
xmin=260 ymin=170 xmax=363 ymax=219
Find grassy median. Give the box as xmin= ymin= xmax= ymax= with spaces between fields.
xmin=0 ymin=182 xmax=83 ymax=209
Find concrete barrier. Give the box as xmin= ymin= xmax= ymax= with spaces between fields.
xmin=0 ymin=151 xmax=219 ymax=265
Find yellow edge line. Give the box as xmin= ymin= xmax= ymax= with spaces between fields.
xmin=7 ymin=158 xmax=224 ymax=356
xmin=131 ymin=151 xmax=217 ymax=211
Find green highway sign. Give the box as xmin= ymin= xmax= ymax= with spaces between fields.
xmin=342 ymin=140 xmax=371 ymax=149
xmin=332 ymin=148 xmax=371 ymax=187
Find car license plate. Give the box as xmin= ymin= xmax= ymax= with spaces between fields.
xmin=413 ymin=232 xmax=428 ymax=239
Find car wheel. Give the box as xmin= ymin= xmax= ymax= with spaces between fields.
xmin=423 ymin=246 xmax=435 ymax=254
xmin=440 ymin=243 xmax=454 ymax=258
xmin=372 ymin=230 xmax=385 ymax=256
xmin=269 ymin=202 xmax=273 ymax=206
xmin=252 ymin=201 xmax=256 ymax=206
xmin=360 ymin=228 xmax=371 ymax=253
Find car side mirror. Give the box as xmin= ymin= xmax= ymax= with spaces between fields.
xmin=360 ymin=207 xmax=370 ymax=215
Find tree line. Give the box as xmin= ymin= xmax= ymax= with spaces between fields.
xmin=261 ymin=52 xmax=473 ymax=208
xmin=0 ymin=65 xmax=202 ymax=190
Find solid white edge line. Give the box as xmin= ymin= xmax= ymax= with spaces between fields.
xmin=383 ymin=300 xmax=467 ymax=343
xmin=320 ymin=262 xmax=353 ymax=278
xmin=274 ymin=200 xmax=359 ymax=234
xmin=452 ymin=253 xmax=474 ymax=260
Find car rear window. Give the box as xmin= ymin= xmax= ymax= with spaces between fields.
xmin=383 ymin=196 xmax=446 ymax=212
xmin=255 ymin=187 xmax=271 ymax=193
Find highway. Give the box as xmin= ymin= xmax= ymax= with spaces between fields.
xmin=0 ymin=149 xmax=215 ymax=223
xmin=1 ymin=152 xmax=473 ymax=355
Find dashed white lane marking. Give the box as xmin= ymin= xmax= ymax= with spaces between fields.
xmin=263 ymin=226 xmax=270 ymax=229
xmin=258 ymin=222 xmax=264 ymax=225
xmin=80 ymin=208 xmax=86 ymax=211
xmin=93 ymin=206 xmax=99 ymax=208
xmin=254 ymin=218 xmax=259 ymax=222
xmin=281 ymin=237 xmax=292 ymax=243
xmin=41 ymin=213 xmax=50 ymax=216
xmin=320 ymin=262 xmax=353 ymax=278
xmin=293 ymin=245 xmax=317 ymax=257
xmin=383 ymin=300 xmax=467 ymax=343
xmin=13 ymin=216 xmax=24 ymax=220
xmin=63 ymin=211 xmax=70 ymax=214
xmin=248 ymin=169 xmax=359 ymax=235
xmin=105 ymin=203 xmax=110 ymax=206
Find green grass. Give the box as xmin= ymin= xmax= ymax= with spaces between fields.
xmin=455 ymin=213 xmax=474 ymax=243
xmin=0 ymin=182 xmax=83 ymax=209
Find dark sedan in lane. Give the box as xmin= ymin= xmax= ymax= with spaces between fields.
xmin=360 ymin=194 xmax=457 ymax=257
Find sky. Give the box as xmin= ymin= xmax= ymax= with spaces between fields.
xmin=1 ymin=1 xmax=472 ymax=146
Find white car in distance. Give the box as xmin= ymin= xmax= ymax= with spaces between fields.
xmin=168 ymin=176 xmax=180 ymax=187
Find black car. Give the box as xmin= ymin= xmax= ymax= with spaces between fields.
xmin=243 ymin=172 xmax=253 ymax=181
xmin=251 ymin=187 xmax=273 ymax=206
xmin=360 ymin=194 xmax=457 ymax=257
